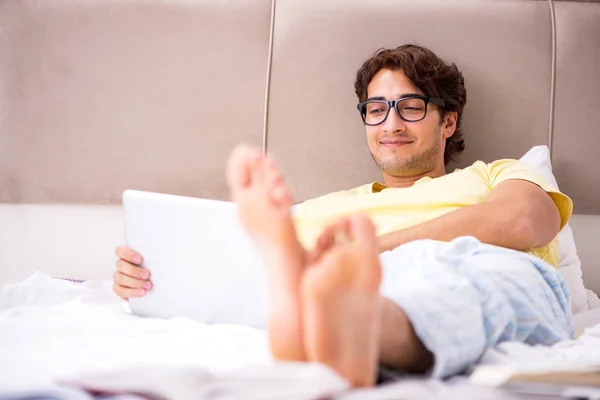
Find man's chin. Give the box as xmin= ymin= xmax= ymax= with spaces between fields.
xmin=375 ymin=159 xmax=411 ymax=174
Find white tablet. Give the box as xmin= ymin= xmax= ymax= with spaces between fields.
xmin=122 ymin=189 xmax=268 ymax=329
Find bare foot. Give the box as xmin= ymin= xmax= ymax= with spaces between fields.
xmin=226 ymin=145 xmax=306 ymax=361
xmin=301 ymin=214 xmax=382 ymax=387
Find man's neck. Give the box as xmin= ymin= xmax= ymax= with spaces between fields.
xmin=381 ymin=166 xmax=447 ymax=188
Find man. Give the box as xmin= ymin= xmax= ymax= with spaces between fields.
xmin=113 ymin=45 xmax=573 ymax=387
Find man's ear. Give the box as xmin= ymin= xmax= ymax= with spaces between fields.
xmin=442 ymin=111 xmax=458 ymax=139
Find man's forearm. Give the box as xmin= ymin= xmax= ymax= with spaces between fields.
xmin=377 ymin=201 xmax=541 ymax=253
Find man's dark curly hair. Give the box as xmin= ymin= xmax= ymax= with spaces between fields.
xmin=354 ymin=44 xmax=467 ymax=165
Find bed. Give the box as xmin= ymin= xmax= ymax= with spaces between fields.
xmin=1 ymin=0 xmax=599 ymax=398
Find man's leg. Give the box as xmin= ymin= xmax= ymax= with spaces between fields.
xmin=227 ymin=145 xmax=307 ymax=361
xmin=227 ymin=145 xmax=386 ymax=386
xmin=300 ymin=214 xmax=383 ymax=387
xmin=376 ymin=298 xmax=433 ymax=373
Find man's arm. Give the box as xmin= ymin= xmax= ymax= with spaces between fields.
xmin=377 ymin=179 xmax=562 ymax=253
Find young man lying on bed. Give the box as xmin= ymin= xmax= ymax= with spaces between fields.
xmin=112 ymin=45 xmax=573 ymax=387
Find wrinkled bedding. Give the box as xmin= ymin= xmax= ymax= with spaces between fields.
xmin=1 ymin=273 xmax=599 ymax=400
xmin=0 ymin=273 xmax=271 ymax=389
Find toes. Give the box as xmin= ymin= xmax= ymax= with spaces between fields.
xmin=348 ymin=214 xmax=381 ymax=288
xmin=271 ymin=185 xmax=293 ymax=208
xmin=226 ymin=144 xmax=263 ymax=195
xmin=333 ymin=218 xmax=352 ymax=245
xmin=263 ymin=155 xmax=295 ymax=208
xmin=264 ymin=156 xmax=283 ymax=179
xmin=308 ymin=225 xmax=337 ymax=264
xmin=309 ymin=217 xmax=355 ymax=264
xmin=348 ymin=214 xmax=377 ymax=250
xmin=263 ymin=157 xmax=285 ymax=189
xmin=251 ymin=155 xmax=279 ymax=191
xmin=319 ymin=218 xmax=352 ymax=246
xmin=322 ymin=215 xmax=375 ymax=248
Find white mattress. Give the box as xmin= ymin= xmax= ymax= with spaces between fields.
xmin=1 ymin=273 xmax=599 ymax=398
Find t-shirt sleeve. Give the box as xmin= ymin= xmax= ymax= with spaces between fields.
xmin=486 ymin=159 xmax=573 ymax=230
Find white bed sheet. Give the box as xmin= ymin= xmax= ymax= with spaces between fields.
xmin=0 ymin=272 xmax=271 ymax=390
xmin=1 ymin=272 xmax=600 ymax=399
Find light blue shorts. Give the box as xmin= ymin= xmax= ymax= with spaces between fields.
xmin=379 ymin=236 xmax=572 ymax=378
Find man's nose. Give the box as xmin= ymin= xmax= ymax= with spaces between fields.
xmin=382 ymin=107 xmax=407 ymax=133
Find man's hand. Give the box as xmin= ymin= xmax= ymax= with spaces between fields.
xmin=113 ymin=246 xmax=152 ymax=300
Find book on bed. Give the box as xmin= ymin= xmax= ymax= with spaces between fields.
xmin=470 ymin=363 xmax=600 ymax=398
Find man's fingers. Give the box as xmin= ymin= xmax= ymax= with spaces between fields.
xmin=114 ymin=246 xmax=143 ymax=265
xmin=112 ymin=248 xmax=150 ymax=300
xmin=115 ymin=259 xmax=150 ymax=280
xmin=112 ymin=282 xmax=147 ymax=300
xmin=113 ymin=271 xmax=151 ymax=290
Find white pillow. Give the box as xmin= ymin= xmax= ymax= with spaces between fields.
xmin=519 ymin=146 xmax=588 ymax=314
xmin=587 ymin=289 xmax=600 ymax=310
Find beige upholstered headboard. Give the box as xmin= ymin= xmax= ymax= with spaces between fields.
xmin=0 ymin=0 xmax=598 ymax=292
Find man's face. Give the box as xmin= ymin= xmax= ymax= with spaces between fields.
xmin=364 ymin=68 xmax=451 ymax=178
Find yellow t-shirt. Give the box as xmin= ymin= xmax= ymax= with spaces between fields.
xmin=292 ymin=159 xmax=573 ymax=267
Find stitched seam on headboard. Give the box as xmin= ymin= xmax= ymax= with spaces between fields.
xmin=262 ymin=0 xmax=277 ymax=156
xmin=548 ymin=0 xmax=557 ymax=160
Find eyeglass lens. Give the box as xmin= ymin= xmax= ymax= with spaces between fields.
xmin=363 ymin=98 xmax=427 ymax=124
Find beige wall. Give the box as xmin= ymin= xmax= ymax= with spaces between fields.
xmin=0 ymin=0 xmax=599 ymax=213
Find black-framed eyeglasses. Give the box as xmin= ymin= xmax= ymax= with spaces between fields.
xmin=357 ymin=94 xmax=445 ymax=126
